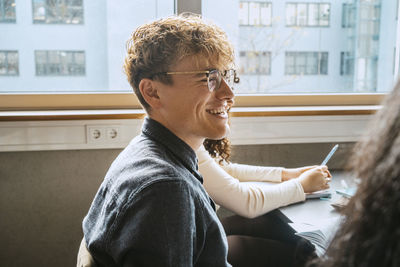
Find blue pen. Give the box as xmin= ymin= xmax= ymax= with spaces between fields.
xmin=321 ymin=144 xmax=339 ymax=165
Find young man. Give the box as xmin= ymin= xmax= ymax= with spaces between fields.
xmin=82 ymin=14 xmax=237 ymax=266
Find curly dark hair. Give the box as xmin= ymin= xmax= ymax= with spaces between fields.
xmin=310 ymin=80 xmax=400 ymax=267
xmin=203 ymin=137 xmax=232 ymax=164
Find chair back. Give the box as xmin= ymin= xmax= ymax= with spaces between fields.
xmin=77 ymin=238 xmax=97 ymax=267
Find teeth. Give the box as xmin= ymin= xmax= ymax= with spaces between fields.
xmin=207 ymin=107 xmax=227 ymax=115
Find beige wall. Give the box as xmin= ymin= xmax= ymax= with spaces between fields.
xmin=0 ymin=149 xmax=120 ymax=267
xmin=0 ymin=142 xmax=353 ymax=267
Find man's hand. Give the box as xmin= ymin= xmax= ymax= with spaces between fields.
xmin=296 ymin=166 xmax=332 ymax=193
xmin=282 ymin=166 xmax=318 ymax=181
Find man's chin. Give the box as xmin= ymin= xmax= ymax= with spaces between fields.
xmin=207 ymin=126 xmax=230 ymax=140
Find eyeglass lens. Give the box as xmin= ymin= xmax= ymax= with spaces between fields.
xmin=208 ymin=70 xmax=235 ymax=92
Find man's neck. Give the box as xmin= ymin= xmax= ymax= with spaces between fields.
xmin=147 ymin=115 xmax=203 ymax=152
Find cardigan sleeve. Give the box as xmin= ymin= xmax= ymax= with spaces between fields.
xmin=221 ymin=162 xmax=283 ymax=183
xmin=197 ymin=146 xmax=306 ymax=218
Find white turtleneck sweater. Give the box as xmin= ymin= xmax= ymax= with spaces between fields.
xmin=197 ymin=146 xmax=306 ymax=218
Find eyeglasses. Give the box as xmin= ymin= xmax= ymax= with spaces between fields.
xmin=154 ymin=69 xmax=240 ymax=92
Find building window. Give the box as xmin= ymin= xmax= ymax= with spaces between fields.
xmin=356 ymin=57 xmax=378 ymax=91
xmin=0 ymin=0 xmax=16 ymax=22
xmin=239 ymin=1 xmax=272 ymax=26
xmin=239 ymin=51 xmax=271 ymax=75
xmin=35 ymin=50 xmax=85 ymax=76
xmin=0 ymin=51 xmax=18 ymax=76
xmin=359 ymin=4 xmax=381 ymax=38
xmin=286 ymin=3 xmax=330 ymax=27
xmin=32 ymin=0 xmax=84 ymax=24
xmin=285 ymin=52 xmax=328 ymax=75
xmin=342 ymin=3 xmax=355 ymax=28
xmin=340 ymin=52 xmax=354 ymax=75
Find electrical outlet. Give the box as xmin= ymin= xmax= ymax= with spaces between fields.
xmin=86 ymin=125 xmax=121 ymax=144
xmin=106 ymin=126 xmax=121 ymax=141
xmin=87 ymin=126 xmax=105 ymax=143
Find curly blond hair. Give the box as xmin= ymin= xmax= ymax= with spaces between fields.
xmin=123 ymin=13 xmax=235 ymax=111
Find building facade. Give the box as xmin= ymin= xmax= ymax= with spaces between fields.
xmin=0 ymin=0 xmax=398 ymax=94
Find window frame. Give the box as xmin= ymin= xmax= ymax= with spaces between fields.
xmin=285 ymin=51 xmax=328 ymax=75
xmin=0 ymin=50 xmax=19 ymax=76
xmin=286 ymin=2 xmax=331 ymax=28
xmin=0 ymin=0 xmax=16 ymax=23
xmin=0 ymin=93 xmax=385 ymax=111
xmin=34 ymin=50 xmax=86 ymax=76
xmin=0 ymin=0 xmax=390 ymax=114
xmin=239 ymin=1 xmax=272 ymax=27
xmin=239 ymin=51 xmax=271 ymax=75
xmin=342 ymin=3 xmax=355 ymax=28
xmin=31 ymin=0 xmax=84 ymax=25
xmin=340 ymin=51 xmax=354 ymax=76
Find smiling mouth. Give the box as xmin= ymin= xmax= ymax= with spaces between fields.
xmin=206 ymin=107 xmax=228 ymax=116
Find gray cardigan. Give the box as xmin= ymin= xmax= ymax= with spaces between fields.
xmin=83 ymin=117 xmax=230 ymax=267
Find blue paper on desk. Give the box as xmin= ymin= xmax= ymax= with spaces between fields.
xmin=305 ymin=190 xmax=332 ymax=199
xmin=336 ymin=187 xmax=357 ymax=198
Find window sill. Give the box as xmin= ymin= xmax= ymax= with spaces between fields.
xmin=0 ymin=93 xmax=385 ymax=110
xmin=0 ymin=105 xmax=380 ymax=121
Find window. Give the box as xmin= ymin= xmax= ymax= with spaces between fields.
xmin=0 ymin=0 xmax=16 ymax=22
xmin=35 ymin=50 xmax=85 ymax=76
xmin=239 ymin=1 xmax=272 ymax=26
xmin=201 ymin=0 xmax=394 ymax=94
xmin=32 ymin=0 xmax=84 ymax=24
xmin=285 ymin=52 xmax=328 ymax=75
xmin=0 ymin=0 xmax=396 ymax=111
xmin=0 ymin=51 xmax=18 ymax=76
xmin=355 ymin=57 xmax=378 ymax=92
xmin=286 ymin=3 xmax=330 ymax=27
xmin=342 ymin=3 xmax=355 ymax=28
xmin=340 ymin=52 xmax=354 ymax=76
xmin=239 ymin=51 xmax=271 ymax=75
xmin=1 ymin=0 xmax=174 ymax=95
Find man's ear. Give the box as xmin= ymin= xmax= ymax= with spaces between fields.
xmin=139 ymin=78 xmax=161 ymax=109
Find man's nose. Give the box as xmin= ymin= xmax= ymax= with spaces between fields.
xmin=215 ymin=78 xmax=235 ymax=101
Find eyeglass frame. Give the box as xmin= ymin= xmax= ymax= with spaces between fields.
xmin=152 ymin=69 xmax=240 ymax=92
